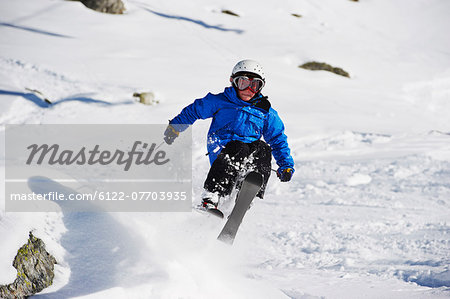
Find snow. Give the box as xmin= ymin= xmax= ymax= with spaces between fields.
xmin=1 ymin=0 xmax=450 ymax=298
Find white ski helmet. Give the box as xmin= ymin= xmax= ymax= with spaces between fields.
xmin=231 ymin=59 xmax=265 ymax=80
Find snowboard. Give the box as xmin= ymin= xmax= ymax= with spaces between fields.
xmin=217 ymin=171 xmax=263 ymax=245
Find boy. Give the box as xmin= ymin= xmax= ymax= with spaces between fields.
xmin=164 ymin=59 xmax=294 ymax=209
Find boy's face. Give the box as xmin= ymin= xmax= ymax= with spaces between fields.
xmin=230 ymin=76 xmax=257 ymax=101
xmin=237 ymin=88 xmax=256 ymax=102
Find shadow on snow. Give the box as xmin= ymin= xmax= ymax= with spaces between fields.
xmin=143 ymin=8 xmax=244 ymax=34
xmin=29 ymin=176 xmax=164 ymax=298
xmin=0 ymin=22 xmax=72 ymax=38
xmin=0 ymin=89 xmax=134 ymax=108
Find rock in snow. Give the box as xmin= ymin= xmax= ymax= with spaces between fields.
xmin=0 ymin=232 xmax=57 ymax=299
xmin=80 ymin=0 xmax=125 ymax=14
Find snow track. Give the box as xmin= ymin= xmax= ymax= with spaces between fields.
xmin=240 ymin=141 xmax=450 ymax=297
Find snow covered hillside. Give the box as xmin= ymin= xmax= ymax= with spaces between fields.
xmin=1 ymin=0 xmax=449 ymax=298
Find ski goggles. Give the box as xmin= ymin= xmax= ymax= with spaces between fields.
xmin=232 ymin=76 xmax=265 ymax=93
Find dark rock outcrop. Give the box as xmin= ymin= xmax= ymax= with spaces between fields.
xmin=221 ymin=9 xmax=240 ymax=17
xmin=80 ymin=0 xmax=125 ymax=14
xmin=299 ymin=61 xmax=350 ymax=78
xmin=0 ymin=232 xmax=57 ymax=299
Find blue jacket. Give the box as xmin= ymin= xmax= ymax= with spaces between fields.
xmin=170 ymin=86 xmax=294 ymax=171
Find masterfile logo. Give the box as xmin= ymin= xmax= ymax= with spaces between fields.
xmin=25 ymin=141 xmax=170 ymax=171
xmin=5 ymin=124 xmax=192 ymax=212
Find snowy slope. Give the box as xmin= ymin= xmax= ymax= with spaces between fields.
xmin=1 ymin=0 xmax=450 ymax=298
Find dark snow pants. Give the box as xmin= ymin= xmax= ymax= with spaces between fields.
xmin=204 ymin=140 xmax=272 ymax=198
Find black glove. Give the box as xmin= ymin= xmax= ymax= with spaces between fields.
xmin=164 ymin=124 xmax=179 ymax=145
xmin=277 ymin=167 xmax=294 ymax=182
